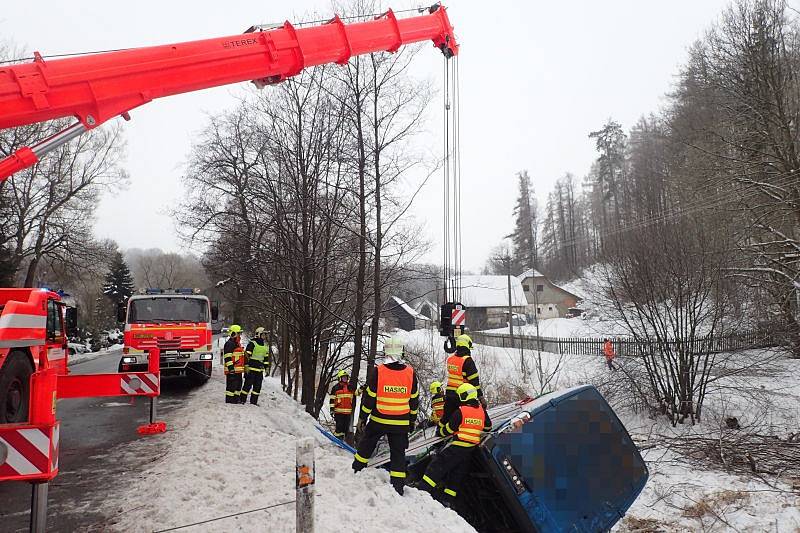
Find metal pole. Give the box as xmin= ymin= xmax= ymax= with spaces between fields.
xmin=30 ymin=482 xmax=48 ymax=533
xmin=506 ymin=259 xmax=514 ymax=337
xmin=296 ymin=438 xmax=315 ymax=533
xmin=149 ymin=396 xmax=158 ymax=424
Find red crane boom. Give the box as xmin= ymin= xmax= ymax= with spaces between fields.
xmin=0 ymin=5 xmax=458 ymax=181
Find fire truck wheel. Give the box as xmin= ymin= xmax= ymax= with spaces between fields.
xmin=0 ymin=351 xmax=34 ymax=424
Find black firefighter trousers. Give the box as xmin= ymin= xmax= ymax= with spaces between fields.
xmin=421 ymin=443 xmax=474 ymax=504
xmin=440 ymin=391 xmax=460 ymax=429
xmin=225 ymin=372 xmax=243 ymax=404
xmin=352 ymin=421 xmax=409 ymax=494
xmin=241 ymin=369 xmax=264 ymax=404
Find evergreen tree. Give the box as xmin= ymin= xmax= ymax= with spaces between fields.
xmin=510 ymin=170 xmax=538 ymax=275
xmin=103 ymin=251 xmax=135 ymax=307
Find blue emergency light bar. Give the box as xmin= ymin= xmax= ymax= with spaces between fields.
xmin=140 ymin=288 xmax=202 ymax=295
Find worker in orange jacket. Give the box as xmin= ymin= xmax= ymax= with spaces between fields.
xmin=329 ymin=369 xmax=356 ymax=441
xmin=418 ymin=383 xmax=492 ymax=507
xmin=223 ymin=325 xmax=246 ymax=403
xmin=603 ymin=338 xmax=616 ymax=371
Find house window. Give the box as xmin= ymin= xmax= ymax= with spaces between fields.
xmin=548 ymin=306 xmax=553 ymax=311
xmin=523 ymin=285 xmax=530 ymax=292
xmin=536 ymin=284 xmax=544 ymax=292
xmin=537 ymin=306 xmax=541 ymax=315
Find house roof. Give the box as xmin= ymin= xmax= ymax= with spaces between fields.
xmin=413 ymin=298 xmax=438 ymax=313
xmin=517 ymin=268 xmax=544 ymax=279
xmin=391 ymin=296 xmax=430 ymax=321
xmin=457 ymin=276 xmax=527 ymax=308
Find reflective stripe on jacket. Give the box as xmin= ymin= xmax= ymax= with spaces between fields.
xmin=376 ymin=365 xmax=413 ymax=416
xmin=454 ymin=404 xmax=485 ymax=447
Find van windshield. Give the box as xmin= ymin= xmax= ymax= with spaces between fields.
xmin=128 ymin=297 xmax=208 ymax=324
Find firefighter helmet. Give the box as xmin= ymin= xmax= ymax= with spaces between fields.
xmin=229 ymin=324 xmax=242 ymax=334
xmin=430 ymin=381 xmax=442 ymax=394
xmin=254 ymin=326 xmax=266 ymax=336
xmin=383 ymin=337 xmax=404 ymax=362
xmin=455 ymin=334 xmax=473 ymax=350
xmin=456 ymin=383 xmax=478 ymax=402
xmin=337 ymin=369 xmax=348 ymax=379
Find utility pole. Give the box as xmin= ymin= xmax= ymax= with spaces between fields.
xmin=506 ymin=258 xmax=514 ymax=337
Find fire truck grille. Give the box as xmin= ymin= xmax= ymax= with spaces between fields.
xmin=157 ymin=338 xmax=182 ymax=350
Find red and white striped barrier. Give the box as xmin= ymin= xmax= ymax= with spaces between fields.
xmin=451 ymin=308 xmax=466 ymax=326
xmin=120 ymin=373 xmax=159 ymax=395
xmin=0 ymin=423 xmax=59 ymax=481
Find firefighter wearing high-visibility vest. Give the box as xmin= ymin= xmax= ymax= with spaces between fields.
xmin=352 ymin=337 xmax=419 ymax=495
xmin=223 ymin=325 xmax=245 ymax=403
xmin=419 ymin=382 xmax=492 ymax=507
xmin=430 ymin=381 xmax=445 ymax=425
xmin=241 ymin=326 xmax=270 ymax=405
xmin=329 ymin=370 xmax=355 ymax=440
xmin=442 ymin=334 xmax=484 ymax=428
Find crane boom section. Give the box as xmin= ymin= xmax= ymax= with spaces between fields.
xmin=0 ymin=6 xmax=457 ymax=131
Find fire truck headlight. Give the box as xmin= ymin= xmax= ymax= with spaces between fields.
xmin=122 ymin=356 xmax=137 ymax=364
xmin=199 ymin=353 xmax=213 ymax=360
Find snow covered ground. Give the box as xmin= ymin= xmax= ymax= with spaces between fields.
xmin=483 ymin=316 xmax=626 ymax=338
xmin=100 ymin=370 xmax=475 ymax=532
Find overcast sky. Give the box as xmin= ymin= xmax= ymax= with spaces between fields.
xmin=1 ymin=0 xmax=733 ymax=272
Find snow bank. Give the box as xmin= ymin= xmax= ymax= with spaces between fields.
xmin=102 ymin=371 xmax=474 ymax=532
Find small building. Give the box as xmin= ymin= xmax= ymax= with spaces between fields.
xmin=384 ymin=296 xmax=430 ymax=331
xmin=518 ymin=269 xmax=582 ymax=319
xmin=458 ymin=275 xmax=527 ymax=330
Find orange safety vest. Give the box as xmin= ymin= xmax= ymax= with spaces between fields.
xmin=431 ymin=394 xmax=445 ymax=422
xmin=225 ymin=346 xmax=246 ymax=375
xmin=375 ymin=365 xmax=413 ymax=416
xmin=603 ymin=341 xmax=615 ymax=360
xmin=446 ymin=354 xmax=469 ymax=391
xmin=454 ymin=404 xmax=485 ymax=447
xmin=334 ymin=383 xmax=355 ymax=415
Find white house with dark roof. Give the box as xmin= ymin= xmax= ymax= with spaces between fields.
xmin=457 ymin=275 xmax=527 ymax=330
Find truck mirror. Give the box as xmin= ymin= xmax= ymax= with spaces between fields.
xmin=65 ymin=307 xmax=78 ymax=337
xmin=211 ymin=302 xmax=219 ymax=321
xmin=117 ymin=303 xmax=127 ymax=323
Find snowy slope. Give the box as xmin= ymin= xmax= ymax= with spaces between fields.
xmin=102 ymin=371 xmax=475 ymax=532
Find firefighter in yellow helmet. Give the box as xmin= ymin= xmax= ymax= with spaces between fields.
xmin=441 ymin=334 xmax=484 ymax=428
xmin=352 ymin=337 xmax=419 ymax=495
xmin=329 ymin=369 xmax=356 ymax=442
xmin=429 ymin=381 xmax=445 ymax=427
xmin=223 ymin=325 xmax=245 ymax=403
xmin=419 ymin=383 xmax=492 ymax=507
xmin=241 ymin=326 xmax=270 ymax=405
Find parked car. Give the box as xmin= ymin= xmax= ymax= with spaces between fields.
xmin=67 ymin=342 xmax=90 ymax=356
xmin=566 ymin=307 xmax=584 ymax=319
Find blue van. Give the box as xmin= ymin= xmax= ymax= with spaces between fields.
xmin=372 ymin=385 xmax=649 ymax=532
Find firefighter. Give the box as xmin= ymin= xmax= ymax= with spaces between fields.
xmin=418 ymin=382 xmax=492 ymax=507
xmin=223 ymin=325 xmax=246 ymax=403
xmin=429 ymin=381 xmax=445 ymax=427
xmin=442 ymin=334 xmax=485 ymax=429
xmin=241 ymin=326 xmax=270 ymax=405
xmin=352 ymin=337 xmax=419 ymax=495
xmin=329 ymin=370 xmax=355 ymax=441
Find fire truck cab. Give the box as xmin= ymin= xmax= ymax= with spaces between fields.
xmin=118 ymin=289 xmax=217 ymax=385
xmin=0 ymin=288 xmax=75 ymax=424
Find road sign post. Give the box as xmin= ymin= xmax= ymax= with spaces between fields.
xmin=296 ymin=438 xmax=315 ymax=533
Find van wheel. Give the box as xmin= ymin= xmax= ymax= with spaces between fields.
xmin=0 ymin=351 xmax=34 ymax=424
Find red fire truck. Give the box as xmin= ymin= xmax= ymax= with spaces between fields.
xmin=118 ymin=289 xmax=218 ymax=385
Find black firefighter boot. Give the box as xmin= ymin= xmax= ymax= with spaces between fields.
xmin=391 ymin=477 xmax=405 ymax=496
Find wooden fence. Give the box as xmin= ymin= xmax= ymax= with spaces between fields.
xmin=470 ymin=330 xmax=776 ymax=357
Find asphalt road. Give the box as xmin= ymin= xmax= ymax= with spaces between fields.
xmin=0 ymin=350 xmax=202 ymax=533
